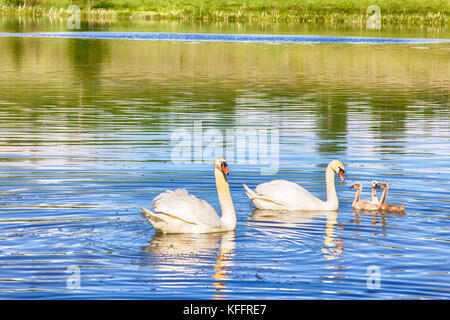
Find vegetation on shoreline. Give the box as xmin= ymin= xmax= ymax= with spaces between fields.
xmin=0 ymin=0 xmax=448 ymax=25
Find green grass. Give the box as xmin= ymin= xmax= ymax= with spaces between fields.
xmin=0 ymin=0 xmax=448 ymax=25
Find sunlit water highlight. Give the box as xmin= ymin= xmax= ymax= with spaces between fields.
xmin=0 ymin=22 xmax=449 ymax=299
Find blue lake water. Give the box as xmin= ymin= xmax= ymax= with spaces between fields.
xmin=0 ymin=19 xmax=449 ymax=299
xmin=1 ymin=31 xmax=449 ymax=44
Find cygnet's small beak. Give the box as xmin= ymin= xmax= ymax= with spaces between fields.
xmin=349 ymin=185 xmax=355 ymax=190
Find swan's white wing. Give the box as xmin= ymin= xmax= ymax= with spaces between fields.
xmin=152 ymin=189 xmax=222 ymax=228
xmin=253 ymin=180 xmax=325 ymax=210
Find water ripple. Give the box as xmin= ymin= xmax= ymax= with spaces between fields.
xmin=0 ymin=30 xmax=449 ymax=299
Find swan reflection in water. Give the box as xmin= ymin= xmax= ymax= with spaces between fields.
xmin=141 ymin=231 xmax=235 ymax=299
xmin=249 ymin=209 xmax=343 ymax=261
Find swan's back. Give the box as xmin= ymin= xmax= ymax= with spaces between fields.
xmin=152 ymin=189 xmax=222 ymax=228
xmin=254 ymin=180 xmax=325 ymax=210
xmin=255 ymin=180 xmax=310 ymax=197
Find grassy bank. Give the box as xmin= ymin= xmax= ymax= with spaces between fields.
xmin=0 ymin=0 xmax=448 ymax=25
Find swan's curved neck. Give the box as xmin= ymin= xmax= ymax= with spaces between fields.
xmin=325 ymin=165 xmax=339 ymax=209
xmin=214 ymin=168 xmax=236 ymax=231
xmin=352 ymin=187 xmax=361 ymax=206
xmin=371 ymin=186 xmax=379 ymax=204
xmin=380 ymin=186 xmax=388 ymax=205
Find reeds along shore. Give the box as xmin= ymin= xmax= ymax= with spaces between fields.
xmin=0 ymin=0 xmax=448 ymax=25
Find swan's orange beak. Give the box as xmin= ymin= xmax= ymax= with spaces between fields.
xmin=221 ymin=163 xmax=229 ymax=175
xmin=338 ymin=169 xmax=345 ymax=182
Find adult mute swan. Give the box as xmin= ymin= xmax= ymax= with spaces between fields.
xmin=243 ymin=160 xmax=345 ymax=211
xmin=141 ymin=157 xmax=236 ymax=233
xmin=350 ymin=182 xmax=380 ymax=211
xmin=378 ymin=182 xmax=405 ymax=213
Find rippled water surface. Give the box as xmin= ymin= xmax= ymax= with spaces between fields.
xmin=0 ymin=18 xmax=449 ymax=299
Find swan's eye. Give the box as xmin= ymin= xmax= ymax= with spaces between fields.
xmin=339 ymin=167 xmax=345 ymax=173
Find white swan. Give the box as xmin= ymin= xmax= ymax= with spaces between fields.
xmin=243 ymin=160 xmax=345 ymax=211
xmin=141 ymin=157 xmax=236 ymax=234
xmin=350 ymin=181 xmax=379 ymax=211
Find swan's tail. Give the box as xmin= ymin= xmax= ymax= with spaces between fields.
xmin=243 ymin=184 xmax=289 ymax=210
xmin=141 ymin=207 xmax=166 ymax=225
xmin=243 ymin=184 xmax=257 ymax=199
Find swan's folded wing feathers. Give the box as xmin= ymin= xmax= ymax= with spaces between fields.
xmin=152 ymin=189 xmax=189 ymax=207
xmin=152 ymin=189 xmax=222 ymax=228
xmin=254 ymin=179 xmax=324 ymax=209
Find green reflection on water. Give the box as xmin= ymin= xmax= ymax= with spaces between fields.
xmin=0 ymin=21 xmax=448 ymax=160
